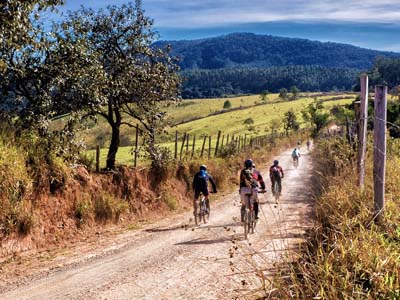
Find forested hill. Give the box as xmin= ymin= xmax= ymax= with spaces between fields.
xmin=155 ymin=33 xmax=400 ymax=70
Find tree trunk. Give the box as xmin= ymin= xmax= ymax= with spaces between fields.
xmin=106 ymin=124 xmax=120 ymax=170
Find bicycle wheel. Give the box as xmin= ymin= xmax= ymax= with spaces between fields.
xmin=249 ymin=210 xmax=255 ymax=234
xmin=243 ymin=209 xmax=248 ymax=239
xmin=201 ymin=199 xmax=208 ymax=224
xmin=274 ymin=181 xmax=280 ymax=203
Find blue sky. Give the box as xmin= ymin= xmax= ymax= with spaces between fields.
xmin=48 ymin=0 xmax=400 ymax=51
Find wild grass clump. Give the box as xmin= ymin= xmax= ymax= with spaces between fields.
xmin=268 ymin=137 xmax=400 ymax=300
xmin=94 ymin=192 xmax=129 ymax=222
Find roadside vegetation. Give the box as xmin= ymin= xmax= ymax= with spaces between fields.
xmin=266 ymin=137 xmax=400 ymax=299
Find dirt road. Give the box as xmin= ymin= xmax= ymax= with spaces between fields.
xmin=1 ymin=147 xmax=314 ymax=300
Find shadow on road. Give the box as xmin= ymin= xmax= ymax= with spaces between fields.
xmin=175 ymin=236 xmax=231 ymax=246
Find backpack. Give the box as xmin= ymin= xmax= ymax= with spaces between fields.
xmin=272 ymin=166 xmax=281 ymax=177
xmin=196 ymin=170 xmax=208 ymax=188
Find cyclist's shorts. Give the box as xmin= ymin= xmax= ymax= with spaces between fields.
xmin=194 ymin=189 xmax=209 ymax=199
xmin=240 ymin=188 xmax=258 ymax=205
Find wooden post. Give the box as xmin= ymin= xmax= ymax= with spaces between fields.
xmin=134 ymin=124 xmax=139 ymax=167
xmin=373 ymin=85 xmax=387 ymax=223
xmin=191 ymin=134 xmax=196 ymax=159
xmin=226 ymin=134 xmax=229 ymax=146
xmin=180 ymin=132 xmax=187 ymax=160
xmin=221 ymin=135 xmax=225 ymax=149
xmin=96 ymin=145 xmax=100 ymax=172
xmin=358 ymin=74 xmax=369 ymax=189
xmin=244 ymin=134 xmax=247 ymax=150
xmin=235 ymin=137 xmax=239 ymax=153
xmin=185 ymin=133 xmax=190 ymax=159
xmin=174 ymin=130 xmax=178 ymax=159
xmin=345 ymin=117 xmax=353 ymax=146
xmin=208 ymin=136 xmax=212 ymax=159
xmin=214 ymin=130 xmax=221 ymax=157
xmin=200 ymin=135 xmax=207 ymax=158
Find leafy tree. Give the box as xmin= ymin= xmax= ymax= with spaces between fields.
xmin=223 ymin=100 xmax=232 ymax=109
xmin=302 ymin=102 xmax=329 ymax=136
xmin=290 ymin=86 xmax=300 ymax=100
xmin=260 ymin=90 xmax=269 ymax=102
xmin=58 ymin=3 xmax=181 ymax=169
xmin=283 ymin=109 xmax=299 ymax=135
xmin=279 ymin=88 xmax=288 ymax=100
xmin=269 ymin=118 xmax=281 ymax=134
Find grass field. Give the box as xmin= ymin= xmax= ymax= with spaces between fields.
xmin=84 ymin=93 xmax=356 ymax=167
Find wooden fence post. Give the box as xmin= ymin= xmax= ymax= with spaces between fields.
xmin=373 ymin=85 xmax=387 ymax=224
xmin=235 ymin=137 xmax=239 ymax=153
xmin=358 ymin=74 xmax=369 ymax=189
xmin=244 ymin=134 xmax=247 ymax=150
xmin=174 ymin=130 xmax=178 ymax=159
xmin=208 ymin=136 xmax=212 ymax=159
xmin=221 ymin=135 xmax=225 ymax=149
xmin=186 ymin=134 xmax=190 ymax=159
xmin=191 ymin=134 xmax=196 ymax=159
xmin=226 ymin=134 xmax=229 ymax=147
xmin=180 ymin=132 xmax=187 ymax=161
xmin=96 ymin=145 xmax=100 ymax=172
xmin=215 ymin=130 xmax=221 ymax=157
xmin=134 ymin=124 xmax=139 ymax=167
xmin=200 ymin=135 xmax=207 ymax=158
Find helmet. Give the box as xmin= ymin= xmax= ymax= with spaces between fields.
xmin=273 ymin=160 xmax=279 ymax=166
xmin=244 ymin=159 xmax=253 ymax=168
xmin=200 ymin=165 xmax=207 ymax=171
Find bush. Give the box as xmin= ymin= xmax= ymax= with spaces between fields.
xmin=75 ymin=195 xmax=93 ymax=224
xmin=94 ymin=192 xmax=129 ymax=222
xmin=223 ymin=100 xmax=232 ymax=109
xmin=243 ymin=117 xmax=254 ymax=125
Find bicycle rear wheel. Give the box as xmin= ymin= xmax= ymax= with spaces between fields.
xmin=274 ymin=181 xmax=280 ymax=203
xmin=243 ymin=210 xmax=248 ymax=239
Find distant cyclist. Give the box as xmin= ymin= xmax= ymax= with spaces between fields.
xmin=252 ymin=163 xmax=266 ymax=220
xmin=239 ymin=159 xmax=259 ymax=222
xmin=192 ymin=165 xmax=217 ymax=218
xmin=269 ymin=160 xmax=284 ymax=195
xmin=306 ymin=139 xmax=311 ymax=151
xmin=292 ymin=147 xmax=301 ymax=165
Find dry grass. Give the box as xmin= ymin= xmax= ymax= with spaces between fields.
xmin=264 ymin=137 xmax=400 ymax=300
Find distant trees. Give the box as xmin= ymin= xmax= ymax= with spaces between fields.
xmin=260 ymin=90 xmax=269 ymax=102
xmin=368 ymin=57 xmax=400 ymax=88
xmin=283 ymin=109 xmax=299 ymax=135
xmin=181 ymin=66 xmax=358 ymax=99
xmin=290 ymin=86 xmax=300 ymax=100
xmin=279 ymin=88 xmax=288 ymax=99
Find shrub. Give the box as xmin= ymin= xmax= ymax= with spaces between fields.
xmin=75 ymin=196 xmax=93 ymax=224
xmin=223 ymin=100 xmax=232 ymax=109
xmin=243 ymin=117 xmax=254 ymax=125
xmin=94 ymin=193 xmax=129 ymax=222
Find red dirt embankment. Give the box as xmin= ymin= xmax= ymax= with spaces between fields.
xmin=0 ymin=165 xmax=191 ymax=258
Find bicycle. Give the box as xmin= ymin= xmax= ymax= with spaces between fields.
xmin=194 ymin=193 xmax=210 ymax=226
xmin=292 ymin=156 xmax=299 ymax=169
xmin=242 ymin=190 xmax=265 ymax=239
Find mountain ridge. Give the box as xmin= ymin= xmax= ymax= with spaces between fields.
xmin=155 ymin=32 xmax=400 ymax=70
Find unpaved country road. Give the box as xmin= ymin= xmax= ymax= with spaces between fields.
xmin=1 ymin=147 xmax=314 ymax=300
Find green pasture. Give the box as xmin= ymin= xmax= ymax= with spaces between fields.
xmin=86 ymin=94 xmax=355 ymax=167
